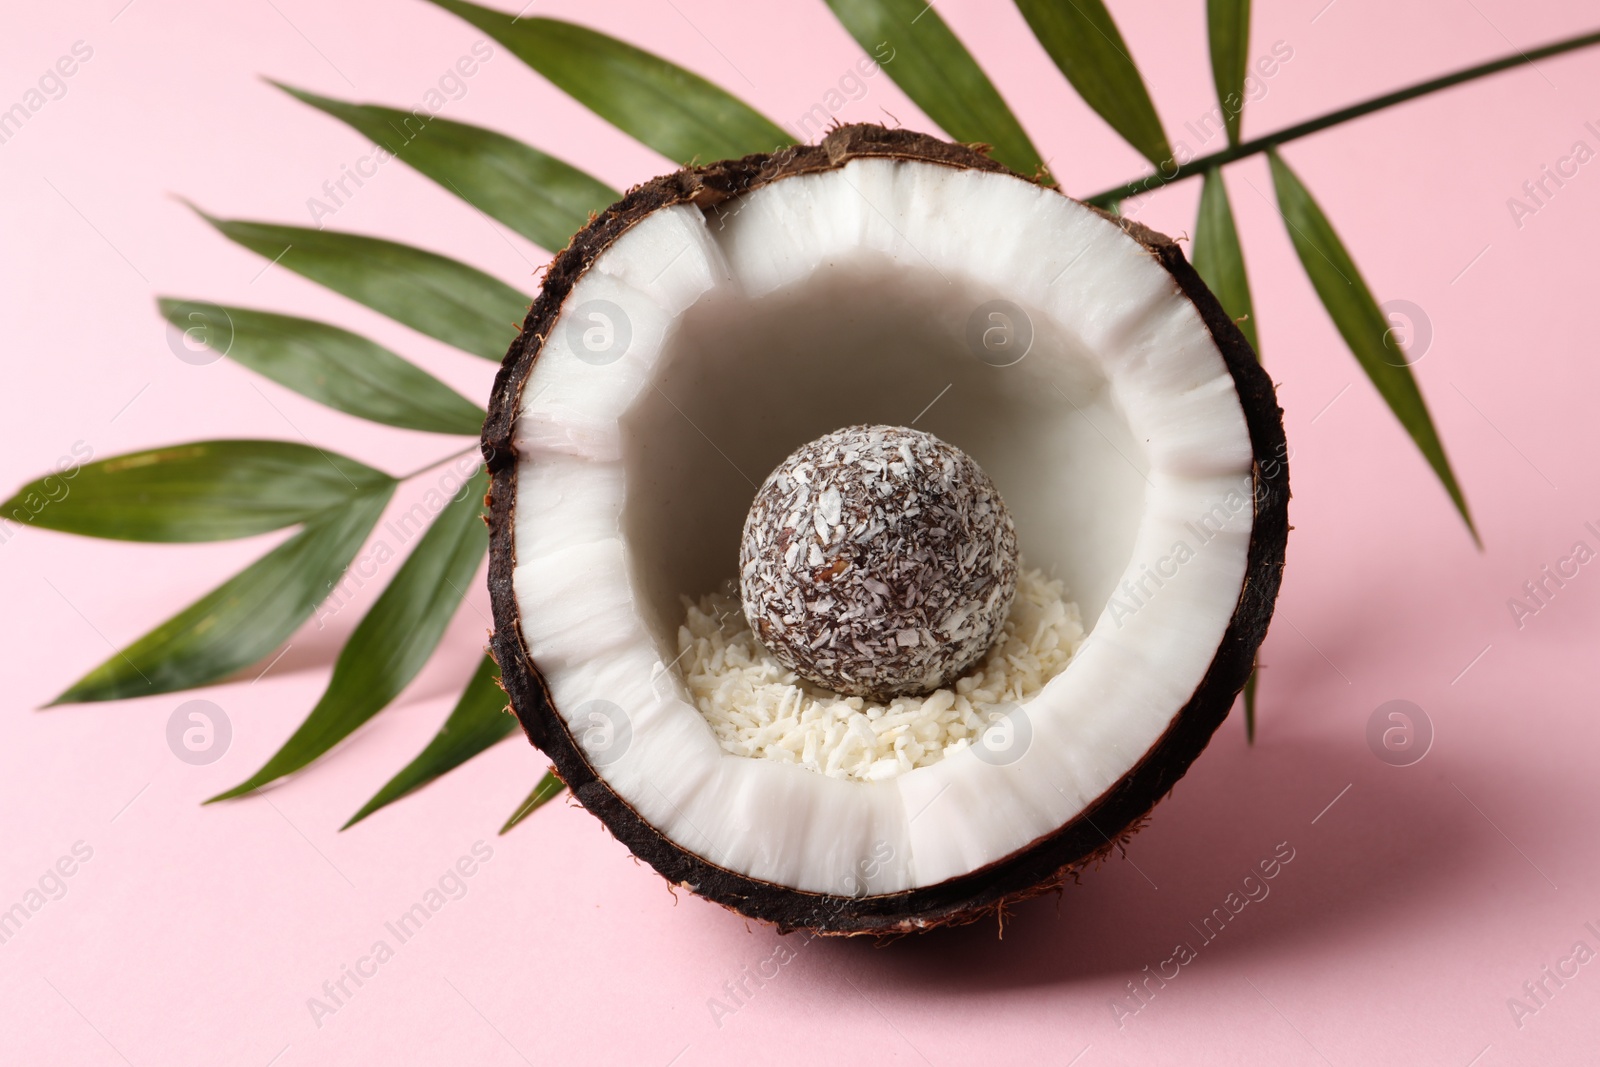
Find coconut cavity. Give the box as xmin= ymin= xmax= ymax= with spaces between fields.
xmin=503 ymin=136 xmax=1267 ymax=905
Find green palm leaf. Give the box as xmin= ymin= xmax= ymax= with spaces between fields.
xmin=823 ymin=0 xmax=1045 ymax=179
xmin=2 ymin=440 xmax=390 ymax=543
xmin=1193 ymin=166 xmax=1262 ymax=742
xmin=500 ymin=770 xmax=565 ymax=834
xmin=195 ymin=213 xmax=531 ymax=361
xmin=426 ymin=0 xmax=793 ymax=163
xmin=209 ymin=467 xmax=490 ymax=801
xmin=1192 ymin=167 xmax=1258 ymax=353
xmin=343 ymin=654 xmax=517 ymax=828
xmin=1013 ymin=0 xmax=1170 ymax=165
xmin=50 ymin=488 xmax=394 ymax=704
xmin=1242 ymin=656 xmax=1259 ymax=743
xmin=158 ymin=300 xmax=484 ymax=435
xmin=1206 ymin=0 xmax=1250 ymax=145
xmin=1268 ymin=150 xmax=1476 ymax=541
xmin=274 ymin=82 xmax=619 ymax=252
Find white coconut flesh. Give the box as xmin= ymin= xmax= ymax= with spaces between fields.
xmin=510 ymin=158 xmax=1254 ymax=896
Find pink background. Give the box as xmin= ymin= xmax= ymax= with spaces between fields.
xmin=3 ymin=0 xmax=1599 ymax=1063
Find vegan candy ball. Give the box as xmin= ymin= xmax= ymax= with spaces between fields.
xmin=739 ymin=425 xmax=1019 ymax=699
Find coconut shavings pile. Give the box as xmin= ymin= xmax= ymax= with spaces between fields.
xmin=677 ymin=564 xmax=1085 ymax=781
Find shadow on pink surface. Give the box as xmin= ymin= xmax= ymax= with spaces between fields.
xmin=827 ymin=734 xmax=1512 ymax=992
xmin=764 ymin=633 xmax=1539 ymax=993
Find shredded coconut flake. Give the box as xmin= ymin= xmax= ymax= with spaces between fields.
xmin=677 ymin=564 xmax=1085 ymax=781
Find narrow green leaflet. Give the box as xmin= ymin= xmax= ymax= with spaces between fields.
xmin=343 ymin=654 xmax=517 ymax=828
xmin=2 ymin=440 xmax=390 ymax=543
xmin=427 ymin=0 xmax=794 ymax=163
xmin=1013 ymin=0 xmax=1170 ymax=165
xmin=500 ymin=769 xmax=565 ymax=834
xmin=1243 ymin=655 xmax=1259 ymax=743
xmin=1192 ymin=167 xmax=1258 ymax=353
xmin=276 ymin=85 xmax=617 ymax=252
xmin=1194 ymin=168 xmax=1263 ymax=736
xmin=210 ymin=467 xmax=491 ymax=801
xmin=50 ymin=488 xmax=394 ymax=704
xmin=1207 ymin=0 xmax=1250 ymax=145
xmin=198 ymin=214 xmax=530 ymax=362
xmin=823 ymin=0 xmax=1045 ymax=179
xmin=1268 ymin=151 xmax=1476 ymax=540
xmin=158 ymin=300 xmax=485 ymax=435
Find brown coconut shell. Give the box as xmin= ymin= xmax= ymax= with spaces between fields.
xmin=482 ymin=124 xmax=1289 ymax=937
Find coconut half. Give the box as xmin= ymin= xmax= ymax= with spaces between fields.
xmin=483 ymin=125 xmax=1289 ymax=936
